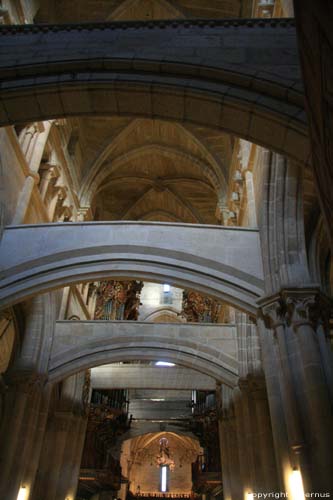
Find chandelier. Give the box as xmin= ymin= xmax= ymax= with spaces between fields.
xmin=155 ymin=437 xmax=175 ymax=472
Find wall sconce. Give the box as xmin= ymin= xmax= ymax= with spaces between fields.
xmin=290 ymin=468 xmax=305 ymax=500
xmin=17 ymin=487 xmax=28 ymax=500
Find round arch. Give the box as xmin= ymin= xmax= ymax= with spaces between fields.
xmin=48 ymin=342 xmax=239 ymax=387
xmin=1 ymin=77 xmax=309 ymax=165
xmin=0 ymin=222 xmax=264 ymax=314
xmin=0 ymin=19 xmax=309 ymax=165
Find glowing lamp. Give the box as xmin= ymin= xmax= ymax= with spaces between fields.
xmin=17 ymin=487 xmax=28 ymax=500
xmin=290 ymin=469 xmax=305 ymax=500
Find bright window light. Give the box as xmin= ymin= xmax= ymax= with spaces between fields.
xmin=290 ymin=469 xmax=305 ymax=500
xmin=163 ymin=284 xmax=170 ymax=292
xmin=155 ymin=361 xmax=175 ymax=367
xmin=161 ymin=466 xmax=168 ymax=492
xmin=17 ymin=487 xmax=28 ymax=500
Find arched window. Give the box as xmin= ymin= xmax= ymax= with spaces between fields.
xmin=160 ymin=465 xmax=169 ymax=492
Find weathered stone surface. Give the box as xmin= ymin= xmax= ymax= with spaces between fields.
xmin=0 ymin=221 xmax=264 ymax=313
xmin=0 ymin=19 xmax=310 ymax=164
xmin=50 ymin=320 xmax=238 ymax=385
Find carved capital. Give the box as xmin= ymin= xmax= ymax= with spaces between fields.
xmin=77 ymin=206 xmax=92 ymax=221
xmin=282 ymin=288 xmax=332 ymax=331
xmin=28 ymin=170 xmax=40 ymax=185
xmin=259 ymin=288 xmax=333 ymax=333
xmin=258 ymin=295 xmax=287 ymax=331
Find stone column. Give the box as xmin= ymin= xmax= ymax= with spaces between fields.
xmin=217 ymin=385 xmax=242 ymax=500
xmin=56 ymin=413 xmax=88 ymax=500
xmin=118 ymin=480 xmax=128 ymax=500
xmin=233 ymin=375 xmax=279 ymax=497
xmin=232 ymin=311 xmax=279 ymax=496
xmin=32 ymin=372 xmax=89 ymax=500
xmin=12 ymin=121 xmax=53 ymax=225
xmin=246 ymin=374 xmax=279 ymax=492
xmin=0 ymin=372 xmax=51 ymax=500
xmin=259 ymin=297 xmax=311 ymax=495
xmin=12 ymin=170 xmax=40 ymax=224
xmin=68 ymin=415 xmax=88 ymax=499
xmin=259 ymin=288 xmax=333 ymax=494
xmin=0 ymin=293 xmax=55 ymax=500
xmin=284 ymin=289 xmax=333 ymax=492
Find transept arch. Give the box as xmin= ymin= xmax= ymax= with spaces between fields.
xmin=0 ymin=222 xmax=264 ymax=314
xmin=48 ymin=339 xmax=238 ymax=386
xmin=0 ymin=19 xmax=310 ymax=166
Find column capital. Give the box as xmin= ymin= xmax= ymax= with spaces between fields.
xmin=258 ymin=287 xmax=332 ymax=331
xmin=257 ymin=293 xmax=287 ymax=330
xmin=77 ymin=206 xmax=93 ymax=221
xmin=282 ymin=288 xmax=332 ymax=331
xmin=27 ymin=169 xmax=40 ymax=184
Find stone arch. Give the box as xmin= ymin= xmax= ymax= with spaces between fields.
xmin=0 ymin=222 xmax=264 ymax=314
xmin=0 ymin=20 xmax=310 ymax=165
xmin=141 ymin=306 xmax=183 ymax=322
xmin=48 ymin=334 xmax=239 ymax=386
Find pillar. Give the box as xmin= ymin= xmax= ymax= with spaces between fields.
xmin=32 ymin=372 xmax=89 ymax=500
xmin=0 ymin=372 xmax=51 ymax=500
xmin=217 ymin=384 xmax=242 ymax=500
xmin=259 ymin=288 xmax=333 ymax=494
xmin=12 ymin=121 xmax=53 ymax=225
xmin=0 ymin=293 xmax=55 ymax=500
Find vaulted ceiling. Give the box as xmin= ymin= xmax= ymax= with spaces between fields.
xmin=68 ymin=116 xmax=232 ymax=223
xmin=35 ymin=0 xmax=253 ymax=23
xmin=35 ymin=0 xmax=250 ymax=225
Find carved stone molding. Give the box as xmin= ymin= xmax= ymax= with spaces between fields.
xmin=282 ymin=289 xmax=332 ymax=332
xmin=258 ymin=288 xmax=333 ymax=333
xmin=258 ymin=294 xmax=287 ymax=331
xmin=0 ymin=18 xmax=296 ymax=36
xmin=77 ymin=206 xmax=92 ymax=221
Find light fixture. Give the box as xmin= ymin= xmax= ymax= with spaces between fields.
xmin=155 ymin=361 xmax=175 ymax=367
xmin=247 ymin=493 xmax=254 ymax=500
xmin=17 ymin=487 xmax=28 ymax=500
xmin=290 ymin=468 xmax=305 ymax=500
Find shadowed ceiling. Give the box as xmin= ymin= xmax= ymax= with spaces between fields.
xmin=35 ymin=0 xmax=253 ymax=23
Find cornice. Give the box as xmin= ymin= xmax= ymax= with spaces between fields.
xmin=0 ymin=17 xmax=296 ymax=35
